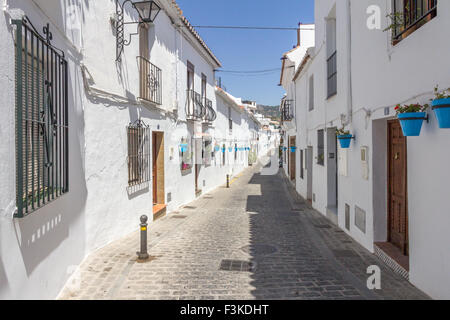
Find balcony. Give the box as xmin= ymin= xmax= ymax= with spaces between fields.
xmin=281 ymin=99 xmax=294 ymax=122
xmin=186 ymin=89 xmax=206 ymax=120
xmin=138 ymin=56 xmax=162 ymax=105
xmin=392 ymin=0 xmax=437 ymax=43
xmin=203 ymin=97 xmax=217 ymax=123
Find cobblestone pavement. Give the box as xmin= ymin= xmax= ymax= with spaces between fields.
xmin=59 ymin=156 xmax=428 ymax=300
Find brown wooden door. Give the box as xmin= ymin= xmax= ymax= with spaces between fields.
xmin=388 ymin=120 xmax=409 ymax=255
xmin=152 ymin=132 xmax=157 ymax=204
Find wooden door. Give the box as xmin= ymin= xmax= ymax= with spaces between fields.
xmin=388 ymin=120 xmax=409 ymax=255
xmin=152 ymin=132 xmax=157 ymax=204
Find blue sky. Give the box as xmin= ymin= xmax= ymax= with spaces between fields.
xmin=177 ymin=0 xmax=315 ymax=106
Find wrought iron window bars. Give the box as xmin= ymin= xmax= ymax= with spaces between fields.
xmin=392 ymin=0 xmax=437 ymax=42
xmin=186 ymin=89 xmax=206 ymax=120
xmin=127 ymin=119 xmax=150 ymax=187
xmin=13 ymin=16 xmax=69 ymax=218
xmin=137 ymin=55 xmax=162 ymax=105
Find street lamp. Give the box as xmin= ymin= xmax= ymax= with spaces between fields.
xmin=132 ymin=1 xmax=161 ymax=23
xmin=115 ymin=0 xmax=161 ymax=62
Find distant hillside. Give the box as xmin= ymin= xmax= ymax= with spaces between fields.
xmin=256 ymin=104 xmax=281 ymax=121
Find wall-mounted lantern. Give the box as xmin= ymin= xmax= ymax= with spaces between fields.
xmin=115 ymin=0 xmax=161 ymax=62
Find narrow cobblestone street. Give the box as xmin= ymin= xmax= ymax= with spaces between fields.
xmin=59 ymin=157 xmax=428 ymax=300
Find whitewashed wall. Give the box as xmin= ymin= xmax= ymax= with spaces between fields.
xmin=0 ymin=0 xmax=262 ymax=300
xmin=349 ymin=0 xmax=450 ymax=299
xmin=293 ymin=0 xmax=450 ymax=299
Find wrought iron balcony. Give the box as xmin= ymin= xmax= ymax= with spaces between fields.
xmin=281 ymin=99 xmax=294 ymax=122
xmin=137 ymin=56 xmax=162 ymax=105
xmin=186 ymin=89 xmax=206 ymax=120
xmin=392 ymin=0 xmax=437 ymax=42
xmin=203 ymin=97 xmax=217 ymax=123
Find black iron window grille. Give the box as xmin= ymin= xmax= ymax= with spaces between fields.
xmin=127 ymin=120 xmax=150 ymax=187
xmin=13 ymin=18 xmax=69 ymax=218
xmin=137 ymin=56 xmax=162 ymax=105
xmin=203 ymin=97 xmax=217 ymax=122
xmin=317 ymin=129 xmax=325 ymax=166
xmin=281 ymin=99 xmax=294 ymax=121
xmin=327 ymin=50 xmax=337 ymax=98
xmin=186 ymin=89 xmax=206 ymax=120
xmin=392 ymin=0 xmax=437 ymax=42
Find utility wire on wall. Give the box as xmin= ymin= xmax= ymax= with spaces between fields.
xmin=192 ymin=25 xmax=314 ymax=31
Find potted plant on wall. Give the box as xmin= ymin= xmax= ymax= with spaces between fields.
xmin=395 ymin=103 xmax=428 ymax=136
xmin=431 ymin=86 xmax=450 ymax=129
xmin=336 ymin=127 xmax=354 ymax=149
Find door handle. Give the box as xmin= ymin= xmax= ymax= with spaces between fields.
xmin=394 ymin=152 xmax=399 ymax=160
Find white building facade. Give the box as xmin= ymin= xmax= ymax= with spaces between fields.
xmin=0 ymin=0 xmax=266 ymax=299
xmin=283 ymin=0 xmax=450 ymax=299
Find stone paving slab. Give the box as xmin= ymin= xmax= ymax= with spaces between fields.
xmin=58 ymin=157 xmax=428 ymax=300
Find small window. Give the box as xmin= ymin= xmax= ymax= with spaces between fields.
xmin=300 ymin=149 xmax=304 ymax=179
xmin=309 ymin=75 xmax=314 ymax=111
xmin=127 ymin=121 xmax=150 ymax=186
xmin=317 ymin=130 xmax=325 ymax=166
xmin=201 ymin=74 xmax=207 ymax=100
xmin=14 ymin=19 xmax=69 ymax=217
xmin=203 ymin=138 xmax=212 ymax=167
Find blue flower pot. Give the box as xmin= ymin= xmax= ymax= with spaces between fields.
xmin=432 ymin=98 xmax=450 ymax=128
xmin=397 ymin=112 xmax=426 ymax=136
xmin=337 ymin=135 xmax=353 ymax=148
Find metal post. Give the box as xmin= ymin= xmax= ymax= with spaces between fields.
xmin=137 ymin=215 xmax=149 ymax=260
xmin=226 ymin=174 xmax=230 ymax=188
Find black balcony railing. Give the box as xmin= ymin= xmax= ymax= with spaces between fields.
xmin=137 ymin=56 xmax=162 ymax=105
xmin=327 ymin=50 xmax=337 ymax=98
xmin=393 ymin=0 xmax=437 ymax=42
xmin=186 ymin=89 xmax=206 ymax=120
xmin=281 ymin=99 xmax=294 ymax=122
xmin=203 ymin=97 xmax=217 ymax=122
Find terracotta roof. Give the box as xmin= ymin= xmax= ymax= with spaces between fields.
xmin=279 ymin=45 xmax=300 ymax=86
xmin=171 ymin=0 xmax=222 ymax=67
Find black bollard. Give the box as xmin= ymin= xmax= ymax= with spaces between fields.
xmin=137 ymin=215 xmax=149 ymax=260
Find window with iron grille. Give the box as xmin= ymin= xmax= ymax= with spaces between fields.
xmin=14 ymin=18 xmax=69 ymax=218
xmin=391 ymin=0 xmax=437 ymax=43
xmin=327 ymin=51 xmax=337 ymax=98
xmin=326 ymin=16 xmax=337 ymax=99
xmin=127 ymin=120 xmax=150 ymax=187
xmin=317 ymin=130 xmax=325 ymax=166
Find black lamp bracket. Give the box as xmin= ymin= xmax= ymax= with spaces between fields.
xmin=116 ymin=0 xmax=144 ymax=62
